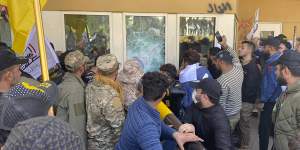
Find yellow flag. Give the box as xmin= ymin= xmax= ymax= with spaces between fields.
xmin=0 ymin=0 xmax=47 ymax=55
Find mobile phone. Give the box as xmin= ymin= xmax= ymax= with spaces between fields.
xmin=215 ymin=31 xmax=223 ymax=43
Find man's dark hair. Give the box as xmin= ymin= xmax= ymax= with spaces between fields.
xmin=279 ymin=39 xmax=292 ymax=50
xmin=209 ymin=47 xmax=221 ymax=57
xmin=141 ymin=72 xmax=169 ymax=101
xmin=242 ymin=41 xmax=256 ymax=52
xmin=182 ymin=49 xmax=200 ymax=65
xmin=160 ymin=64 xmax=177 ymax=80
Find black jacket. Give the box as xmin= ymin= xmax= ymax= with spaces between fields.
xmin=163 ymin=80 xmax=185 ymax=118
xmin=183 ymin=103 xmax=232 ymax=150
xmin=242 ymin=59 xmax=261 ymax=103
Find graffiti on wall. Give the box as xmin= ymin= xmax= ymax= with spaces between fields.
xmin=207 ymin=2 xmax=232 ymax=14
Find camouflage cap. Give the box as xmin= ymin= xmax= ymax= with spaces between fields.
xmin=96 ymin=54 xmax=119 ymax=74
xmin=118 ymin=59 xmax=144 ymax=84
xmin=64 ymin=50 xmax=89 ymax=72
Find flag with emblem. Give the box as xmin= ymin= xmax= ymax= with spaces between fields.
xmin=0 ymin=0 xmax=47 ymax=55
xmin=247 ymin=8 xmax=260 ymax=40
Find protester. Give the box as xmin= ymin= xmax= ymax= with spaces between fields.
xmin=0 ymin=44 xmax=27 ymax=95
xmin=160 ymin=63 xmax=185 ymax=118
xmin=259 ymin=37 xmax=282 ymax=150
xmin=117 ymin=58 xmax=144 ymax=110
xmin=56 ymin=50 xmax=89 ymax=147
xmin=0 ymin=81 xmax=57 ymax=146
xmin=116 ymin=72 xmax=201 ymax=150
xmin=182 ymin=78 xmax=232 ymax=150
xmin=207 ymin=47 xmax=222 ymax=79
xmin=272 ymin=51 xmax=300 ymax=150
xmin=276 ymin=34 xmax=292 ymax=53
xmin=85 ymin=54 xmax=125 ymax=150
xmin=179 ymin=49 xmax=212 ymax=110
xmin=238 ymin=40 xmax=261 ymax=149
xmin=3 ymin=116 xmax=84 ymax=150
xmin=82 ymin=66 xmax=98 ymax=84
xmin=214 ymin=35 xmax=244 ymax=131
xmin=254 ymin=38 xmax=269 ymax=70
xmin=160 ymin=63 xmax=178 ymax=84
xmin=179 ymin=49 xmax=212 ymax=83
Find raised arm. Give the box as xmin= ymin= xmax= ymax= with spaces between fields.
xmin=219 ymin=35 xmax=241 ymax=67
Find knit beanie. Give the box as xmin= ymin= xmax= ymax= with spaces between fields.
xmin=3 ymin=116 xmax=84 ymax=150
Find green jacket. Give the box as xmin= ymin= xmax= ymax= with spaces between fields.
xmin=56 ymin=72 xmax=87 ymax=148
xmin=274 ymin=80 xmax=300 ymax=150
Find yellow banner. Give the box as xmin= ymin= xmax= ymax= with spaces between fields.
xmin=0 ymin=0 xmax=47 ymax=55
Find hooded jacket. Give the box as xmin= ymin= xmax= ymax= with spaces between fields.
xmin=260 ymin=52 xmax=282 ymax=103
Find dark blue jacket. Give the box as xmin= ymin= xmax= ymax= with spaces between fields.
xmin=116 ymin=97 xmax=175 ymax=150
xmin=260 ymin=52 xmax=282 ymax=103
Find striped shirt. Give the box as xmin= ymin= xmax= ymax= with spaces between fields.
xmin=217 ymin=47 xmax=244 ymax=116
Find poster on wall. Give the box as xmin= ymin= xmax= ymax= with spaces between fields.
xmin=254 ymin=22 xmax=282 ymax=40
xmin=179 ymin=17 xmax=216 ymax=66
xmin=64 ymin=14 xmax=110 ymax=60
xmin=125 ymin=15 xmax=166 ymax=72
xmin=260 ymin=31 xmax=274 ymax=39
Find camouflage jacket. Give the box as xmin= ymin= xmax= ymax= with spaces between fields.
xmin=85 ymin=79 xmax=125 ymax=150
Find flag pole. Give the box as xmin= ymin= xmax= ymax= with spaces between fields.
xmin=33 ymin=0 xmax=49 ymax=82
xmin=33 ymin=0 xmax=54 ymax=116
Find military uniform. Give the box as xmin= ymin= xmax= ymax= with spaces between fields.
xmin=56 ymin=50 xmax=89 ymax=148
xmin=86 ymin=54 xmax=125 ymax=150
xmin=117 ymin=59 xmax=144 ymax=109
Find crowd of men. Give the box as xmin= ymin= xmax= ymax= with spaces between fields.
xmin=0 ymin=33 xmax=300 ymax=150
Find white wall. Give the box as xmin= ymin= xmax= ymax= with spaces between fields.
xmin=254 ymin=22 xmax=282 ymax=38
xmin=42 ymin=11 xmax=236 ymax=68
xmin=42 ymin=11 xmax=65 ymax=52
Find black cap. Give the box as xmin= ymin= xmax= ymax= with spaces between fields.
xmin=262 ymin=37 xmax=281 ymax=48
xmin=215 ymin=51 xmax=233 ymax=64
xmin=276 ymin=34 xmax=288 ymax=41
xmin=193 ymin=78 xmax=222 ymax=102
xmin=0 ymin=47 xmax=28 ymax=71
xmin=272 ymin=51 xmax=300 ymax=67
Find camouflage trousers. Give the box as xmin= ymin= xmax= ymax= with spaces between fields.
xmin=87 ymin=139 xmax=115 ymax=150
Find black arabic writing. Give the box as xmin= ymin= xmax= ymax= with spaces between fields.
xmin=208 ymin=2 xmax=232 ymax=14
